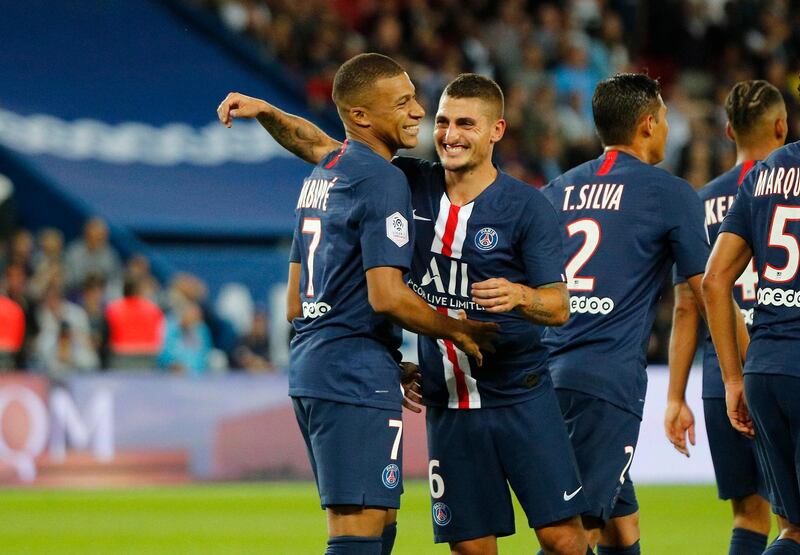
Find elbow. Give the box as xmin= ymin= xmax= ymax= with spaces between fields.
xmin=552 ymin=304 xmax=570 ymax=326
xmin=369 ymin=290 xmax=400 ymax=316
xmin=701 ymin=272 xmax=720 ymax=302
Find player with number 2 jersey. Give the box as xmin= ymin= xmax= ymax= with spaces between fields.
xmin=541 ymin=74 xmax=709 ymax=553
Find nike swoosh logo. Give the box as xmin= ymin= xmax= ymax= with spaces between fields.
xmin=563 ymin=486 xmax=583 ymax=501
xmin=412 ymin=210 xmax=431 ymax=221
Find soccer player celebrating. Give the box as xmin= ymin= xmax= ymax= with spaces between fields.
xmin=220 ymin=54 xmax=497 ymax=555
xmin=704 ymin=88 xmax=800 ymax=555
xmin=219 ymin=74 xmax=594 ymax=554
xmin=539 ymin=74 xmax=710 ymax=554
xmin=666 ymin=80 xmax=787 ymax=555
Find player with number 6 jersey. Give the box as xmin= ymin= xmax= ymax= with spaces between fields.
xmin=219 ymin=54 xmax=497 ymax=555
xmin=540 ymin=73 xmax=709 ymax=553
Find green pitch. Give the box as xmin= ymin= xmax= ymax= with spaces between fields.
xmin=0 ymin=481 xmax=766 ymax=554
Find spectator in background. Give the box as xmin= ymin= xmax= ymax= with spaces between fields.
xmin=159 ymin=301 xmax=212 ymax=376
xmin=64 ymin=217 xmax=122 ymax=295
xmin=81 ymin=274 xmax=108 ymax=366
xmin=35 ymin=282 xmax=99 ymax=376
xmin=125 ymin=254 xmax=160 ymax=302
xmin=106 ymin=274 xmax=164 ymax=370
xmin=0 ymin=174 xmax=17 ymax=273
xmin=1 ymin=263 xmax=38 ymax=369
xmin=8 ymin=229 xmax=34 ymax=275
xmin=0 ymin=294 xmax=25 ymax=370
xmin=232 ymin=308 xmax=273 ymax=373
xmin=30 ymin=227 xmax=65 ymax=302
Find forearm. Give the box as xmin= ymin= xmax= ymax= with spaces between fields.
xmin=256 ymin=107 xmax=339 ymax=165
xmin=381 ymin=286 xmax=464 ymax=341
xmin=667 ymin=296 xmax=699 ymax=401
xmin=515 ymin=283 xmax=569 ymax=325
xmin=703 ymin=281 xmax=744 ymax=384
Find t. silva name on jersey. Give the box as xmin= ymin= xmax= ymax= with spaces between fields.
xmin=559 ymin=183 xmax=625 ymax=315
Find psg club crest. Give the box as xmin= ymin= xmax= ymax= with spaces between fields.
xmin=382 ymin=464 xmax=400 ymax=489
xmin=474 ymin=227 xmax=498 ymax=251
xmin=432 ymin=502 xmax=452 ymax=526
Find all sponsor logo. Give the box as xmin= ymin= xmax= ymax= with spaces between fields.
xmin=382 ymin=463 xmax=400 ymax=489
xmin=432 ymin=502 xmax=452 ymax=526
xmin=474 ymin=227 xmax=498 ymax=251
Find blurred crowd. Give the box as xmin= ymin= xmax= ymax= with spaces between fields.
xmin=0 ymin=218 xmax=276 ymax=377
xmin=193 ymin=0 xmax=800 ymax=364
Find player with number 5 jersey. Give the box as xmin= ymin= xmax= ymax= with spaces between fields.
xmin=541 ymin=73 xmax=709 ymax=554
xmin=705 ymin=136 xmax=800 ymax=554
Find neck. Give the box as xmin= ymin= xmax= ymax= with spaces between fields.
xmin=444 ymin=161 xmax=498 ymax=206
xmin=735 ymin=141 xmax=779 ymax=165
xmin=603 ymin=143 xmax=651 ymax=164
xmin=345 ymin=129 xmax=395 ymax=160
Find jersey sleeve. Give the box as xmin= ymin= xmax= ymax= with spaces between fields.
xmin=355 ymin=168 xmax=414 ymax=272
xmin=289 ymin=224 xmax=301 ymax=263
xmin=719 ymin=178 xmax=754 ymax=246
xmin=520 ymin=192 xmax=566 ymax=287
xmin=664 ymin=180 xmax=710 ymax=278
xmin=391 ymin=156 xmax=435 ymax=192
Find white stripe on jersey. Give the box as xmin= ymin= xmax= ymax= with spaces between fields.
xmin=436 ymin=307 xmax=481 ymax=409
xmin=430 ymin=194 xmax=474 ymax=260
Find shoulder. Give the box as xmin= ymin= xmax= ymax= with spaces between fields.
xmin=698 ymin=167 xmax=739 ymax=201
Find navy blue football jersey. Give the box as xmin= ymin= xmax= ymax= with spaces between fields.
xmin=677 ymin=161 xmax=758 ymax=399
xmin=541 ymin=150 xmax=709 ymax=417
xmin=720 ymin=141 xmax=800 ymax=378
xmin=393 ymin=157 xmax=565 ymax=409
xmin=288 ymin=140 xmax=414 ymax=410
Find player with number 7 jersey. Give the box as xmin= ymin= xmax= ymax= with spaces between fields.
xmin=540 ymin=74 xmax=709 ymax=552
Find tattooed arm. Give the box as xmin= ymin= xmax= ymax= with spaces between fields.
xmin=217 ymin=92 xmax=341 ymax=165
xmin=471 ymin=279 xmax=569 ymax=326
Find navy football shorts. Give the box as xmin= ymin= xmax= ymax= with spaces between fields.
xmin=425 ymin=373 xmax=588 ymax=544
xmin=555 ymin=388 xmax=641 ymax=522
xmin=703 ymin=398 xmax=768 ymax=501
xmin=292 ymin=397 xmax=404 ymax=509
xmin=745 ymin=373 xmax=800 ymax=524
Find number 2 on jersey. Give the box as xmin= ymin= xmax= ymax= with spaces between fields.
xmin=302 ymin=218 xmax=322 ymax=297
xmin=565 ymin=219 xmax=601 ymax=291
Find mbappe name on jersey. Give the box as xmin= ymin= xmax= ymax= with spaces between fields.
xmin=296 ymin=177 xmax=338 ymax=210
xmin=560 ymin=183 xmax=624 ymax=211
xmin=753 ymin=166 xmax=800 ymax=198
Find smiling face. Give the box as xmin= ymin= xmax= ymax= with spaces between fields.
xmin=362 ymin=72 xmax=425 ymax=152
xmin=434 ymin=95 xmax=505 ymax=173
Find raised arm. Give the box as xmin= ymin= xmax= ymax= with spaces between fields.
xmin=664 ymin=282 xmax=700 ymax=456
xmin=217 ymin=92 xmax=342 ymax=165
xmin=366 ymin=267 xmax=498 ymax=366
xmin=470 ymin=279 xmax=569 ymax=326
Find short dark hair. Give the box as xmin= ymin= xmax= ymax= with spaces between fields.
xmin=725 ymin=80 xmax=784 ymax=136
xmin=443 ymin=73 xmax=504 ymax=118
xmin=592 ymin=73 xmax=662 ymax=146
xmin=332 ymin=53 xmax=405 ymax=108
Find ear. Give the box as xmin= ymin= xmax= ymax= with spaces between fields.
xmin=776 ymin=116 xmax=788 ymax=141
xmin=725 ymin=122 xmax=736 ymax=142
xmin=640 ymin=113 xmax=655 ymax=138
xmin=490 ymin=119 xmax=507 ymax=144
xmin=348 ymin=106 xmax=371 ymax=129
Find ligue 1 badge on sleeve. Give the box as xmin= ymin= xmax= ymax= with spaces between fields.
xmin=386 ymin=212 xmax=409 ymax=247
xmin=474 ymin=227 xmax=498 ymax=251
xmin=382 ymin=463 xmax=400 ymax=489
